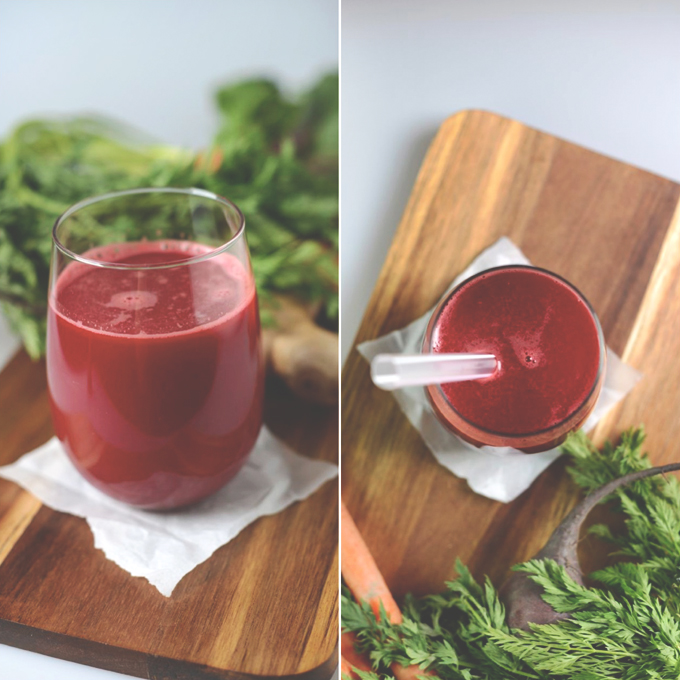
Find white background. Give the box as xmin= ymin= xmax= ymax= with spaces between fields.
xmin=0 ymin=0 xmax=337 ymax=678
xmin=341 ymin=0 xmax=680 ymax=360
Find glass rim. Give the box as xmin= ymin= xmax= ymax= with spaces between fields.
xmin=51 ymin=187 xmax=246 ymax=271
xmin=424 ymin=264 xmax=607 ymax=440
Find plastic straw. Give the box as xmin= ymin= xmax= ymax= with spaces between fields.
xmin=371 ymin=353 xmax=497 ymax=391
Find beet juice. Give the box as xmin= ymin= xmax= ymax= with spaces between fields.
xmin=47 ymin=188 xmax=263 ymax=509
xmin=47 ymin=240 xmax=263 ymax=509
xmin=423 ymin=266 xmax=605 ymax=452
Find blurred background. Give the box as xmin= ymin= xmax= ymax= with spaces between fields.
xmin=0 ymin=1 xmax=337 ymax=678
xmin=342 ymin=0 xmax=680 ymax=360
xmin=0 ymin=0 xmax=337 ymax=144
xmin=0 ymin=0 xmax=338 ymax=370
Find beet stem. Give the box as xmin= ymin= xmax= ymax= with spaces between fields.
xmin=537 ymin=462 xmax=680 ymax=583
xmin=503 ymin=461 xmax=680 ymax=630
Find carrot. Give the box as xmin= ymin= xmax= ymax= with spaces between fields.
xmin=341 ymin=501 xmax=437 ymax=679
xmin=340 ymin=655 xmax=356 ymax=679
xmin=194 ymin=147 xmax=224 ymax=174
xmin=341 ymin=632 xmax=372 ymax=678
xmin=393 ymin=665 xmax=432 ymax=680
xmin=341 ymin=500 xmax=402 ymax=623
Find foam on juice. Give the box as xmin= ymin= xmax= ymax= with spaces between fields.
xmin=52 ymin=240 xmax=254 ymax=338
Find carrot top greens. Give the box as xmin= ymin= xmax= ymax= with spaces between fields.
xmin=0 ymin=73 xmax=338 ymax=357
xmin=342 ymin=427 xmax=680 ymax=679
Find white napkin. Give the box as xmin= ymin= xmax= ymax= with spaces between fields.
xmin=358 ymin=237 xmax=641 ymax=503
xmin=0 ymin=427 xmax=337 ymax=596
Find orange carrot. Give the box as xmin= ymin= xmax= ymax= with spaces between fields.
xmin=193 ymin=147 xmax=223 ymax=174
xmin=341 ymin=500 xmax=402 ymax=623
xmin=341 ymin=632 xmax=372 ymax=678
xmin=393 ymin=665 xmax=432 ymax=680
xmin=340 ymin=655 xmax=355 ymax=679
xmin=341 ymin=501 xmax=437 ymax=679
xmin=207 ymin=147 xmax=223 ymax=173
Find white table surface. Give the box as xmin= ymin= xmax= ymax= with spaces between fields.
xmin=341 ymin=0 xmax=680 ymax=361
xmin=0 ymin=0 xmax=337 ymax=678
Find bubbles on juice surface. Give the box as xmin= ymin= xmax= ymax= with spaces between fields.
xmin=107 ymin=290 xmax=158 ymax=311
xmin=56 ymin=242 xmax=250 ymax=336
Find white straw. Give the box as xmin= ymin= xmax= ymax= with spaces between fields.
xmin=371 ymin=353 xmax=497 ymax=391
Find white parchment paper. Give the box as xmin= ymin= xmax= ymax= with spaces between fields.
xmin=0 ymin=427 xmax=337 ymax=596
xmin=358 ymin=238 xmax=641 ymax=503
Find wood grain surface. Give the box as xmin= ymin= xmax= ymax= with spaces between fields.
xmin=341 ymin=110 xmax=680 ymax=598
xmin=0 ymin=350 xmax=338 ymax=679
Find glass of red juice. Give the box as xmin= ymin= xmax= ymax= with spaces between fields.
xmin=423 ymin=265 xmax=606 ymax=453
xmin=47 ymin=188 xmax=264 ymax=509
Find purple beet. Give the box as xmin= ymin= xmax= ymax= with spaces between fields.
xmin=502 ymin=462 xmax=680 ymax=630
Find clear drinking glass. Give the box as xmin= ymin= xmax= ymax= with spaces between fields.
xmin=47 ymin=188 xmax=263 ymax=509
xmin=423 ymin=265 xmax=606 ymax=453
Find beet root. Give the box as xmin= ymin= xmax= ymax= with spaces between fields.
xmin=501 ymin=462 xmax=680 ymax=630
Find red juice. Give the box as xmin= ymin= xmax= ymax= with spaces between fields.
xmin=424 ymin=266 xmax=604 ymax=452
xmin=47 ymin=240 xmax=263 ymax=509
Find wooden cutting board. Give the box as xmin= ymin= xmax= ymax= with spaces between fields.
xmin=0 ymin=351 xmax=338 ymax=679
xmin=342 ymin=110 xmax=680 ymax=598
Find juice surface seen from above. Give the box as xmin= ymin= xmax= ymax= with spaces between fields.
xmin=47 ymin=241 xmax=264 ymax=509
xmin=431 ymin=268 xmax=601 ymax=436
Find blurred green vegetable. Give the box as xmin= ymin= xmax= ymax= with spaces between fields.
xmin=0 ymin=73 xmax=338 ymax=358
